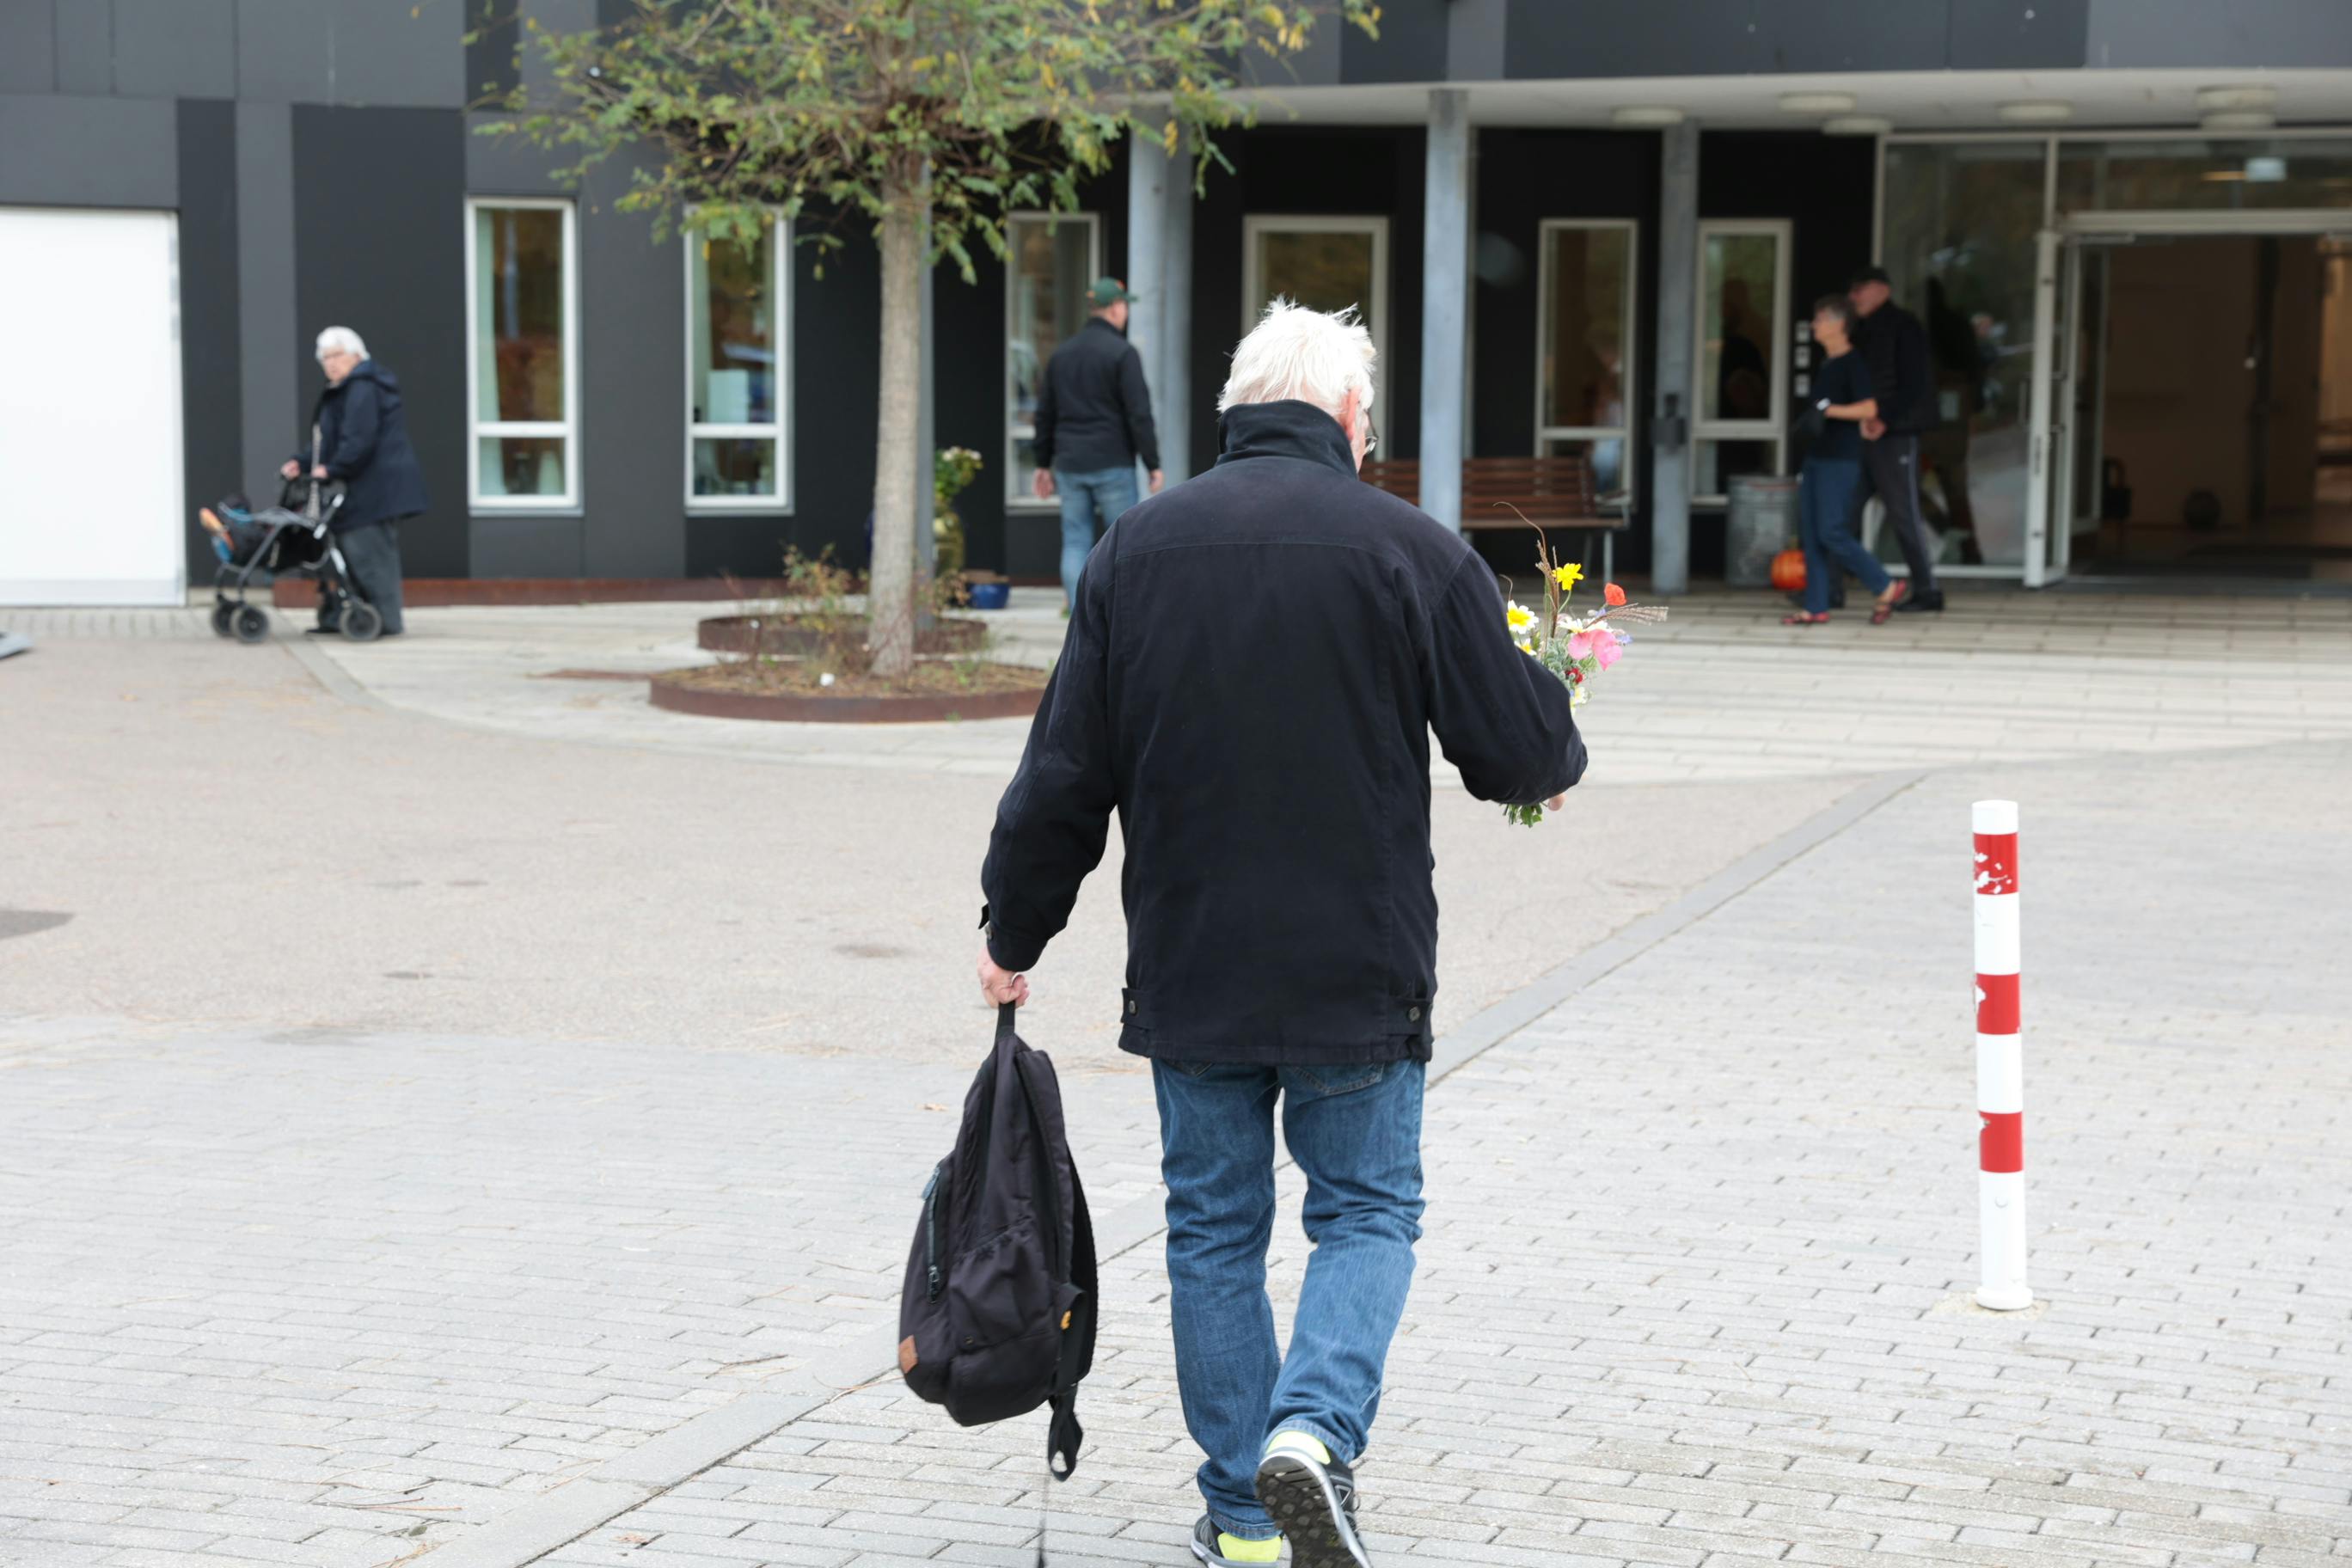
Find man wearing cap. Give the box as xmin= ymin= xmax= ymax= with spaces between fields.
xmin=1849 ymin=266 xmax=1943 ymax=612
xmin=1032 ymin=277 xmax=1164 ymax=609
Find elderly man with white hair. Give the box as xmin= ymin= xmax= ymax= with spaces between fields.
xmin=279 ymin=326 xmax=427 ymax=635
xmin=976 ymin=302 xmax=1585 ymax=1565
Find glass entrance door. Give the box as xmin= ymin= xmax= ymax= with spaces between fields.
xmin=2024 ymin=230 xmax=2096 ymax=586
xmin=2063 ymin=243 xmax=2109 ymax=566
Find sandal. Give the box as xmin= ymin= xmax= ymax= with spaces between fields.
xmin=1781 ymin=611 xmax=1830 ymax=627
xmin=1870 ymin=583 xmax=1909 ymax=625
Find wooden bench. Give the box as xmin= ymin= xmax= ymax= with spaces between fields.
xmin=1358 ymin=456 xmax=1631 ymax=578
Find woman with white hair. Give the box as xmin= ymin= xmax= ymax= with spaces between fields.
xmin=975 ymin=300 xmax=1583 ymax=1567
xmin=279 ymin=326 xmax=427 ymax=635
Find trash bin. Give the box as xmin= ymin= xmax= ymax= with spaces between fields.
xmin=1725 ymin=475 xmax=1798 ymax=587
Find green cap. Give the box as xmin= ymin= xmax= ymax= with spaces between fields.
xmin=1085 ymin=275 xmax=1134 ymax=307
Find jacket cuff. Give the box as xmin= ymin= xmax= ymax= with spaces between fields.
xmin=978 ymin=903 xmax=1044 ymax=973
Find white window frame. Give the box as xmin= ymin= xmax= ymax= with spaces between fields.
xmin=1533 ymin=217 xmax=1639 ymax=467
xmin=464 ymin=197 xmax=581 ymax=511
xmin=1005 ymin=211 xmax=1102 ymax=511
xmin=1240 ymin=214 xmax=1392 ymax=410
xmin=683 ymin=215 xmax=793 ymax=513
xmin=1691 ymin=217 xmax=1793 ymax=505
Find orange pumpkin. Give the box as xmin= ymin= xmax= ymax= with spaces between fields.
xmin=1769 ymin=548 xmax=1806 ymax=591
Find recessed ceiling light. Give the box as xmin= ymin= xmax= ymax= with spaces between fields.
xmin=2196 ymin=85 xmax=2278 ymax=113
xmin=1779 ymin=92 xmax=1858 ymax=114
xmin=2202 ymin=110 xmax=2276 ymax=133
xmin=1998 ymin=101 xmax=2073 ymax=124
xmin=1611 ymin=106 xmax=1687 ymax=128
xmin=1822 ymin=115 xmax=1893 ymax=137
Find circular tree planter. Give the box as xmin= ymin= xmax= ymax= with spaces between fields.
xmin=649 ymin=667 xmax=1045 ymax=725
xmin=697 ymin=614 xmax=989 ymax=657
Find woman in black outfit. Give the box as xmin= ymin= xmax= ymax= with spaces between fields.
xmin=281 ymin=327 xmax=428 ymax=635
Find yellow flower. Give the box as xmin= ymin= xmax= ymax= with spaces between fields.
xmin=1505 ymin=601 xmax=1536 ymax=635
xmin=1553 ymin=563 xmax=1584 ymax=592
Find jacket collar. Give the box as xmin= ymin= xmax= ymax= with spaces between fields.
xmin=1215 ymin=400 xmax=1358 ymax=480
xmin=1084 ymin=315 xmax=1125 ymax=341
xmin=322 ymin=359 xmax=381 ymax=397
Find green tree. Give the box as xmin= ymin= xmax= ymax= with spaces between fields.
xmin=497 ymin=0 xmax=1376 ymax=679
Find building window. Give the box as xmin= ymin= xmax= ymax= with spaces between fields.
xmin=1536 ymin=219 xmax=1638 ymax=496
xmin=1242 ymin=216 xmax=1391 ymax=407
xmin=1006 ymin=212 xmax=1100 ymax=505
xmin=467 ymin=199 xmax=579 ymax=509
xmin=1693 ymin=218 xmax=1792 ymax=504
xmin=686 ymin=218 xmax=791 ymax=510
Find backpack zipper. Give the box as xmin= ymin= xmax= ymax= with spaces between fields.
xmin=922 ymin=1160 xmax=946 ymax=1300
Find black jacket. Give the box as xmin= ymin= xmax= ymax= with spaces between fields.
xmin=1853 ymin=302 xmax=1936 ymax=435
xmin=1034 ymin=317 xmax=1160 ymax=474
xmin=981 ymin=401 xmax=1587 ymax=1065
xmin=297 ymin=359 xmax=430 ymax=531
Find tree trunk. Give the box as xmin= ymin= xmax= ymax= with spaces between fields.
xmin=867 ymin=170 xmax=922 ymax=682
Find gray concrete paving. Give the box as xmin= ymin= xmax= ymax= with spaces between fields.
xmin=0 ymin=611 xmax=1855 ymax=1057
xmin=3 ymin=590 xmax=2350 ymax=1567
xmin=534 ymin=744 xmax=2352 ymax=1568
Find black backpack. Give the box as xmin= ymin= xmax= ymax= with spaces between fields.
xmin=898 ymin=1003 xmax=1097 ymax=1480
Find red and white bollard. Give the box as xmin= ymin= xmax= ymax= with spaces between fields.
xmin=1971 ymin=799 xmax=2030 ymax=1310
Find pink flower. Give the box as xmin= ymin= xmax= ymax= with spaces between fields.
xmin=1592 ymin=634 xmax=1624 ymax=671
xmin=1565 ymin=630 xmax=1597 ymax=658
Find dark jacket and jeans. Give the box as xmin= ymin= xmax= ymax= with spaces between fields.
xmin=980 ymin=399 xmax=1584 ymax=1539
xmin=1852 ymin=300 xmax=1940 ymax=600
xmin=1800 ymin=351 xmax=1893 ymax=617
xmin=1033 ymin=316 xmax=1160 ymax=607
xmin=297 ymin=359 xmax=427 ymax=633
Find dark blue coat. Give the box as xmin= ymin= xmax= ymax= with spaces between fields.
xmin=980 ymin=400 xmax=1586 ymax=1066
xmin=298 ymin=359 xmax=430 ymax=531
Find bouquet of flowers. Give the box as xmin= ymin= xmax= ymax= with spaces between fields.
xmin=1499 ymin=524 xmax=1668 ymax=827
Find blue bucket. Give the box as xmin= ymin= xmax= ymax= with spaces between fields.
xmin=967 ymin=581 xmax=1010 ymax=610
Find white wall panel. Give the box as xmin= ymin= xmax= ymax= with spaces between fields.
xmin=0 ymin=207 xmax=185 ymax=605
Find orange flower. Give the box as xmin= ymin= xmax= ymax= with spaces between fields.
xmin=1602 ymin=582 xmax=1627 ymax=607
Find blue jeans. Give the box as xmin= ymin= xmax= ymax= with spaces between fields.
xmin=1057 ymin=466 xmax=1138 ymax=608
xmin=1153 ymin=1057 xmax=1427 ymax=1540
xmin=1799 ymin=457 xmax=1890 ymax=616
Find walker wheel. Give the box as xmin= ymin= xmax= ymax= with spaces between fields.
xmin=210 ymin=602 xmax=236 ymax=638
xmin=340 ymin=602 xmax=383 ymax=643
xmin=231 ymin=604 xmax=271 ymax=644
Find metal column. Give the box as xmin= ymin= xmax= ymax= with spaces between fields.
xmin=1419 ymin=88 xmax=1472 ymax=534
xmin=1127 ymin=120 xmax=1169 ymax=488
xmin=1651 ymin=121 xmax=1699 ymax=595
xmin=1159 ymin=126 xmax=1194 ymax=483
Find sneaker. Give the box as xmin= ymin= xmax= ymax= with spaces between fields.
xmin=1255 ymin=1435 xmax=1369 ymax=1568
xmin=0 ymin=631 xmax=30 ymax=660
xmin=1893 ymin=591 xmax=1945 ymax=614
xmin=1191 ymin=1516 xmax=1283 ymax=1565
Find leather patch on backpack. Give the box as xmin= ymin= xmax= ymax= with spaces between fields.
xmin=898 ymin=1336 xmax=919 ymax=1375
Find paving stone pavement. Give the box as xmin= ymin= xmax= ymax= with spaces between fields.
xmin=6 ymin=596 xmax=2351 ymax=1568
xmin=13 ymin=590 xmax=2352 ymax=789
xmin=155 ymin=586 xmax=2352 ymax=786
xmin=534 ymin=744 xmax=2352 ymax=1568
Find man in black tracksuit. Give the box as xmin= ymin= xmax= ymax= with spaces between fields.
xmin=1850 ymin=266 xmax=1943 ymax=611
xmin=976 ymin=303 xmax=1584 ymax=1566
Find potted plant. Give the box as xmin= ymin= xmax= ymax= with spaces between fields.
xmin=933 ymin=445 xmax=983 ymax=581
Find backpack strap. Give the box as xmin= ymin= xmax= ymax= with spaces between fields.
xmin=1044 ymin=1161 xmax=1096 ymax=1479
xmin=1012 ymin=1050 xmax=1096 ymax=1481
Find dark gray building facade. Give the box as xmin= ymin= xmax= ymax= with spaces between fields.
xmin=5 ymin=0 xmax=2349 ymax=599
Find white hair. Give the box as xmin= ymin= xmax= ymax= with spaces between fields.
xmin=315 ymin=326 xmax=369 ymax=362
xmin=1217 ymin=298 xmax=1376 ymax=421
